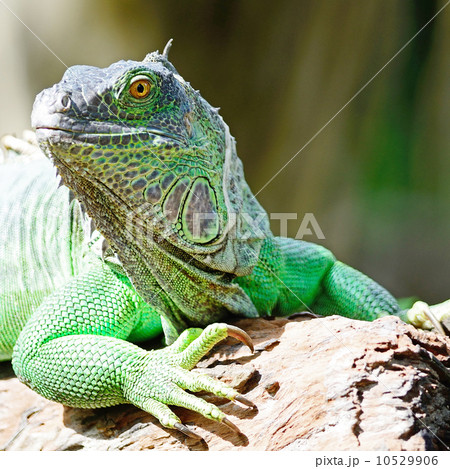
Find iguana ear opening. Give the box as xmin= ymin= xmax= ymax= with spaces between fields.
xmin=187 ymin=122 xmax=272 ymax=276
xmin=181 ymin=177 xmax=220 ymax=244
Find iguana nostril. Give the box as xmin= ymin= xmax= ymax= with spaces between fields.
xmin=60 ymin=94 xmax=71 ymax=111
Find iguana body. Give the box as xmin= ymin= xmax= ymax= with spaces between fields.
xmin=0 ymin=151 xmax=163 ymax=362
xmin=1 ymin=45 xmax=448 ymax=435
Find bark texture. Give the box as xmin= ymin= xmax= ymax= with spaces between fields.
xmin=1 ymin=315 xmax=449 ymax=451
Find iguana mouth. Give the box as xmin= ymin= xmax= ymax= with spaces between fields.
xmin=35 ymin=126 xmax=187 ymax=145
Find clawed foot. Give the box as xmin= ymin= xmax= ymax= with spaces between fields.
xmin=1 ymin=131 xmax=41 ymax=158
xmin=124 ymin=323 xmax=255 ymax=439
xmin=407 ymin=300 xmax=450 ymax=336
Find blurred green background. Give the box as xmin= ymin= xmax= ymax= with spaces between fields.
xmin=0 ymin=0 xmax=449 ymax=303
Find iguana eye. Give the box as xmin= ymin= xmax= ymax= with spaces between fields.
xmin=129 ymin=78 xmax=152 ymax=99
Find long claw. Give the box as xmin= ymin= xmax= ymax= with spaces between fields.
xmin=423 ymin=306 xmax=447 ymax=336
xmin=234 ymin=393 xmax=256 ymax=408
xmin=222 ymin=416 xmax=241 ymax=434
xmin=173 ymin=422 xmax=203 ymax=440
xmin=226 ymin=325 xmax=254 ymax=352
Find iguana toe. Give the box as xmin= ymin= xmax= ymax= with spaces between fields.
xmin=124 ymin=323 xmax=254 ymax=435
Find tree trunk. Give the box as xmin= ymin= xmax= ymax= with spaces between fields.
xmin=1 ymin=315 xmax=449 ymax=450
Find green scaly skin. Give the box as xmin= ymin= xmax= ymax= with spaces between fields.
xmin=1 ymin=44 xmax=448 ymax=436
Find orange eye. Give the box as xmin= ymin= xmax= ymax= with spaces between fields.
xmin=129 ymin=79 xmax=152 ymax=99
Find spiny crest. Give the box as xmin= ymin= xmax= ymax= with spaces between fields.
xmin=143 ymin=39 xmax=177 ymax=73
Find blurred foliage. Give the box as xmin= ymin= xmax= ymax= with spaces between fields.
xmin=0 ymin=0 xmax=448 ymax=301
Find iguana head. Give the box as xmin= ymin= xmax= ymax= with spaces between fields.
xmin=32 ymin=43 xmax=270 ymax=336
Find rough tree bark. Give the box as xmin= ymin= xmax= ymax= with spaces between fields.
xmin=1 ymin=315 xmax=449 ymax=451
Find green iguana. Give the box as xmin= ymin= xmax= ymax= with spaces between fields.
xmin=1 ymin=43 xmax=449 ymax=438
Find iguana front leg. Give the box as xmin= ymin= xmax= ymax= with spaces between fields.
xmin=286 ymin=242 xmax=450 ymax=333
xmin=12 ymin=262 xmax=253 ymax=437
xmin=236 ymin=237 xmax=400 ymax=320
xmin=238 ymin=237 xmax=449 ymax=334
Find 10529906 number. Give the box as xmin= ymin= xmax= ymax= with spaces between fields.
xmin=376 ymin=456 xmax=439 ymax=466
